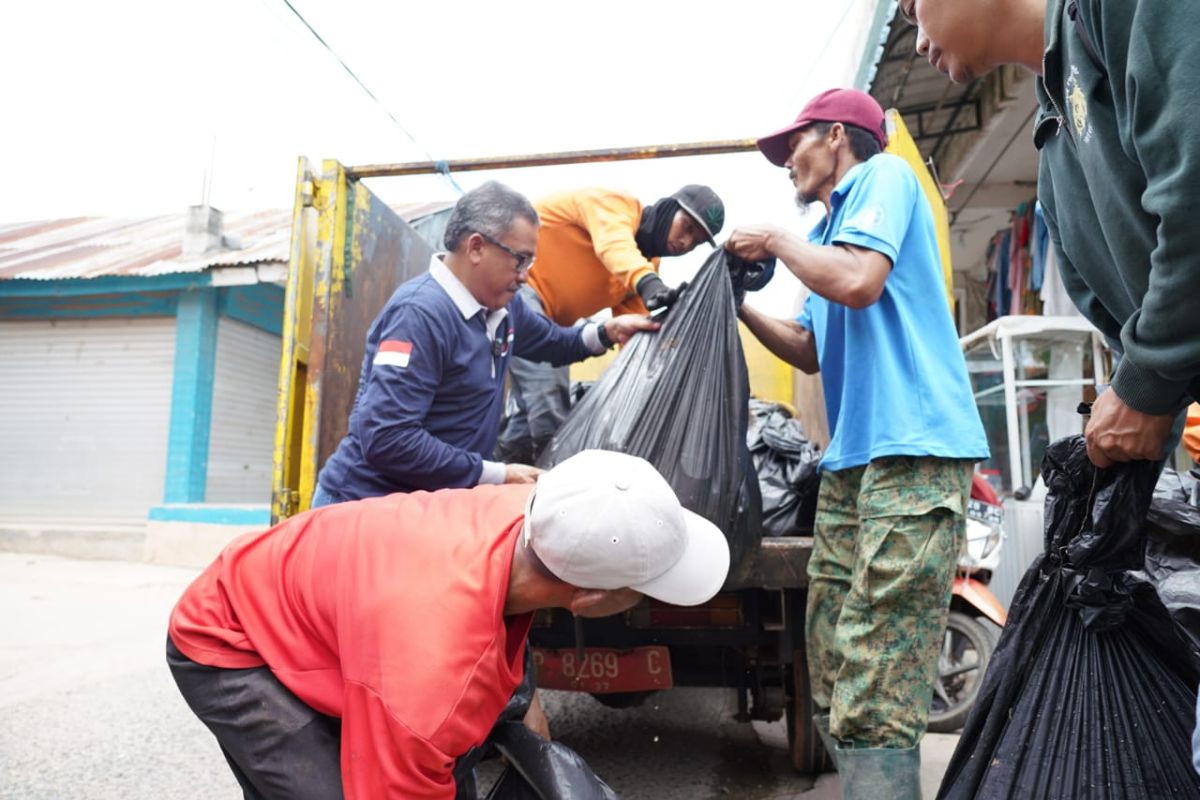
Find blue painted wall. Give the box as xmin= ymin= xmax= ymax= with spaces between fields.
xmin=0 ymin=275 xmax=284 ymax=337
xmin=219 ymin=284 xmax=285 ymax=336
xmin=0 ymin=273 xmax=212 ymax=298
xmin=163 ymin=288 xmax=219 ymax=503
xmin=0 ymin=290 xmax=179 ymax=319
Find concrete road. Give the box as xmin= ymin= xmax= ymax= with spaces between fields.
xmin=0 ymin=553 xmax=958 ymax=799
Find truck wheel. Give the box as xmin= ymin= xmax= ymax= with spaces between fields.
xmin=785 ymin=649 xmax=835 ymax=774
xmin=927 ymin=611 xmax=994 ymax=733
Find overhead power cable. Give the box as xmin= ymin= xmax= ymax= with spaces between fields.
xmin=277 ymin=0 xmax=464 ymax=193
xmin=807 ymin=0 xmax=866 ymax=88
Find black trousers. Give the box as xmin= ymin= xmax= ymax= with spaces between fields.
xmin=166 ymin=637 xmax=344 ymax=800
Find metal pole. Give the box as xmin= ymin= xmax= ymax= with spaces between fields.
xmin=1000 ymin=335 xmax=1024 ymax=493
xmin=345 ymin=139 xmax=760 ymax=179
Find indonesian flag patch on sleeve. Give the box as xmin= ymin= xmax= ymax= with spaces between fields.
xmin=374 ymin=340 xmax=413 ymax=368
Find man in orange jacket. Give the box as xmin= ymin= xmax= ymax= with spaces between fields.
xmin=1185 ymin=403 xmax=1200 ymax=465
xmin=167 ymin=449 xmax=730 ymax=799
xmin=496 ymin=185 xmax=725 ymax=464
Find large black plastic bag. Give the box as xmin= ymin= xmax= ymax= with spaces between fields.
xmin=1143 ymin=468 xmax=1200 ymax=659
xmin=455 ymin=651 xmax=618 ymax=799
xmin=483 ymin=723 xmax=619 ymax=800
xmin=938 ymin=436 xmax=1200 ymax=800
xmin=747 ymin=399 xmax=821 ymax=537
xmin=537 ymin=249 xmax=765 ymax=569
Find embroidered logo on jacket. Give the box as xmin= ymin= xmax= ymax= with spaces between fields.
xmin=1065 ymin=65 xmax=1092 ymax=143
xmin=374 ymin=340 xmax=412 ymax=368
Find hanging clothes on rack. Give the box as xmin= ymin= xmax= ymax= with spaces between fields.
xmin=1030 ymin=202 xmax=1050 ymax=294
xmin=978 ymin=198 xmax=1050 ymax=324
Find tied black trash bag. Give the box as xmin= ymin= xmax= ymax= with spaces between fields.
xmin=537 ymin=249 xmax=769 ymax=569
xmin=938 ymin=436 xmax=1200 ymax=800
xmin=747 ymin=399 xmax=821 ymax=537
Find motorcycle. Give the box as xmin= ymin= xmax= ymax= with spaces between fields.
xmin=926 ymin=473 xmax=1008 ymax=733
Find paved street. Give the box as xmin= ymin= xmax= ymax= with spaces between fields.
xmin=0 ymin=553 xmax=958 ymax=799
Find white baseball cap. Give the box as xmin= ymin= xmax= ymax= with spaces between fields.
xmin=523 ymin=449 xmax=731 ymax=607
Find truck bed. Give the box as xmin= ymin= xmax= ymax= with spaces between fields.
xmin=725 ymin=535 xmax=813 ymax=590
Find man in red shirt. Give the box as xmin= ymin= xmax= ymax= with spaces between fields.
xmin=167 ymin=449 xmax=730 ymax=799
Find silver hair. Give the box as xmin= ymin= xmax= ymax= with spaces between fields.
xmin=443 ymin=181 xmax=539 ymax=251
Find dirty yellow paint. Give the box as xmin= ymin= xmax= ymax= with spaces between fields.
xmin=740 ymin=323 xmax=793 ymax=405
xmin=349 ymin=181 xmax=371 ymax=274
xmin=272 ymin=157 xmax=318 ymax=522
xmin=567 ymin=348 xmax=619 ymax=383
xmin=289 ymin=160 xmax=347 ymax=514
xmin=884 ymin=110 xmax=955 ymax=306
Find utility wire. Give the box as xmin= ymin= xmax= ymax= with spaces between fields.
xmin=276 ymin=0 xmax=464 ymax=193
xmin=799 ymin=0 xmax=869 ymax=97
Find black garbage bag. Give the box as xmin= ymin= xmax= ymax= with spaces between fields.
xmin=455 ymin=650 xmax=618 ymax=799
xmin=747 ymin=399 xmax=821 ymax=537
xmin=1153 ymin=465 xmax=1200 ymax=507
xmin=483 ymin=723 xmax=619 ymax=800
xmin=938 ymin=436 xmax=1200 ymax=800
xmin=1142 ymin=468 xmax=1200 ymax=660
xmin=537 ymin=249 xmax=767 ymax=569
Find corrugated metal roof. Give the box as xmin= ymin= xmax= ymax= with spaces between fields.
xmin=0 ymin=201 xmax=453 ymax=282
xmin=863 ymin=13 xmax=979 ymax=164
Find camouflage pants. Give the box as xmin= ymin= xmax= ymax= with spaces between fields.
xmin=806 ymin=456 xmax=972 ymax=749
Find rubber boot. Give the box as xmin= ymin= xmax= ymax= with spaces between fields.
xmin=813 ymin=713 xmax=839 ymax=769
xmin=835 ymin=744 xmax=921 ymax=800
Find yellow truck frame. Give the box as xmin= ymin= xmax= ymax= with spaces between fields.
xmin=271 ymin=111 xmax=951 ymax=521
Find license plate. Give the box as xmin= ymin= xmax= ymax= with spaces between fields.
xmin=532 ymin=646 xmax=673 ymax=693
xmin=967 ymin=498 xmax=1003 ymax=526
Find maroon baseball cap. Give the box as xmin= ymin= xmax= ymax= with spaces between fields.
xmin=756 ymin=88 xmax=888 ymax=167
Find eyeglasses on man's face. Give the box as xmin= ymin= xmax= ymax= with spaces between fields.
xmin=478 ymin=232 xmax=535 ymax=274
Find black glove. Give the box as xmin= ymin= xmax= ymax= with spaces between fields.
xmin=726 ymin=253 xmax=776 ymax=308
xmin=636 ymin=274 xmax=686 ymax=311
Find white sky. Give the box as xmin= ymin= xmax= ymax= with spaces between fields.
xmin=4 ymin=0 xmax=883 ymax=314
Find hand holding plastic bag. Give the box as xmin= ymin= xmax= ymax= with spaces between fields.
xmin=538 ymin=248 xmax=763 ymax=569
xmin=938 ymin=436 xmax=1200 ymax=800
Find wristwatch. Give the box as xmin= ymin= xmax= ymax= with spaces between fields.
xmin=596 ymin=322 xmax=614 ymax=349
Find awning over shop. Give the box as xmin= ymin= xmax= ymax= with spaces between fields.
xmin=857 ymin=5 xmax=1041 ymax=286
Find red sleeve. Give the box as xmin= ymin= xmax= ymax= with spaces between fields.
xmin=340 ymin=680 xmax=456 ymax=799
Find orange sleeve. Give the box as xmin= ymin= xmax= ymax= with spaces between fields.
xmin=1184 ymin=403 xmax=1200 ymax=463
xmin=570 ymin=191 xmax=658 ymax=292
xmin=611 ymin=294 xmax=649 ymax=317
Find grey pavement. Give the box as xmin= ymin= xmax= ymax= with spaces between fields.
xmin=0 ymin=552 xmax=959 ymax=799
xmin=0 ymin=552 xmax=238 ymax=800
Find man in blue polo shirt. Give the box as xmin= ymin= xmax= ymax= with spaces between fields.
xmin=728 ymin=89 xmax=988 ymax=797
xmin=313 ymin=181 xmax=659 ymax=507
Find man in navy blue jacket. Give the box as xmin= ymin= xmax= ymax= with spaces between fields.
xmin=313 ymin=181 xmax=659 ymax=506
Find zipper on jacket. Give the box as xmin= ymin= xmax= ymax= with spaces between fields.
xmin=1067 ymin=1 xmax=1106 ymax=76
xmin=1040 ymin=52 xmax=1068 ymax=143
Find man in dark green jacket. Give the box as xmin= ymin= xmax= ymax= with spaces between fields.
xmin=907 ymin=0 xmax=1200 ymax=784
xmin=903 ymin=0 xmax=1200 ymax=468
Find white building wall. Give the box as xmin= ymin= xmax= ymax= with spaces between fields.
xmin=204 ymin=318 xmax=279 ymax=504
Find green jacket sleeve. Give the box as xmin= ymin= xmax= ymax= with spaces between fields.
xmin=1099 ymin=0 xmax=1200 ymax=412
